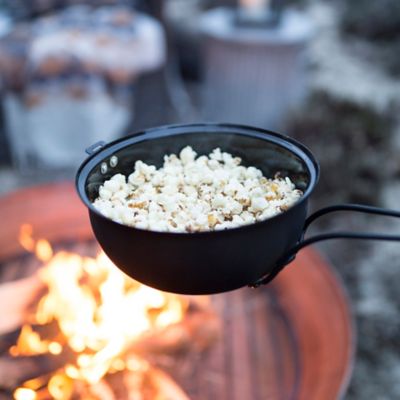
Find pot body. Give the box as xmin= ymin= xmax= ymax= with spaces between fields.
xmin=89 ymin=199 xmax=308 ymax=294
xmin=77 ymin=123 xmax=319 ymax=294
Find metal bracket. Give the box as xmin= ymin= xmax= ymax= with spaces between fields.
xmin=249 ymin=254 xmax=296 ymax=288
xmin=85 ymin=141 xmax=106 ymax=156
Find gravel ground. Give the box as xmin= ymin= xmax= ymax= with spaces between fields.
xmin=305 ymin=2 xmax=400 ymax=399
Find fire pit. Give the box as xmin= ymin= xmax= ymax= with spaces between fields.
xmin=0 ymin=183 xmax=353 ymax=399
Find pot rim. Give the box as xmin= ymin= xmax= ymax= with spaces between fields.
xmin=76 ymin=122 xmax=320 ymax=236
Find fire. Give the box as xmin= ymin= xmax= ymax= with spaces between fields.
xmin=19 ymin=224 xmax=53 ymax=262
xmin=14 ymin=388 xmax=37 ymax=400
xmin=13 ymin=225 xmax=190 ymax=398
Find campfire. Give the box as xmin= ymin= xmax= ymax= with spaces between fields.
xmin=2 ymin=225 xmax=220 ymax=400
xmin=0 ymin=183 xmax=355 ymax=399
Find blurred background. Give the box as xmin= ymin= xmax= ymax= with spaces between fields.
xmin=0 ymin=0 xmax=399 ymax=398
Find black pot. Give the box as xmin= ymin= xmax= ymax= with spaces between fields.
xmin=76 ymin=123 xmax=400 ymax=294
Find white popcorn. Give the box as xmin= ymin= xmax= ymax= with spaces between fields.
xmin=208 ymin=159 xmax=221 ymax=170
xmin=104 ymin=178 xmax=121 ymax=193
xmin=227 ymin=200 xmax=243 ymax=215
xmin=120 ymin=209 xmax=135 ymax=225
xmin=210 ymin=148 xmax=223 ymax=161
xmin=93 ymin=199 xmax=112 ymax=216
xmin=261 ymin=208 xmax=279 ymax=219
xmin=199 ymin=172 xmax=214 ymax=185
xmin=163 ymin=201 xmax=179 ymax=213
xmin=135 ymin=221 xmax=149 ymax=230
xmin=232 ymin=215 xmax=244 ymax=225
xmin=195 ymin=214 xmax=208 ymax=227
xmin=211 ymin=194 xmax=227 ymax=209
xmin=152 ymin=220 xmax=169 ymax=232
xmin=215 ymin=222 xmax=228 ymax=231
xmin=93 ymin=146 xmax=303 ymax=232
xmin=99 ymin=186 xmax=112 ymax=200
xmin=250 ymin=197 xmax=270 ymax=213
xmin=222 ymin=152 xmax=240 ymax=166
xmin=183 ymin=185 xmax=196 ymax=197
xmin=162 ymin=184 xmax=178 ymax=196
xmin=128 ymin=171 xmax=145 ymax=186
xmin=148 ymin=201 xmax=162 ymax=213
xmin=111 ymin=190 xmax=128 ymax=203
xmin=148 ymin=172 xmax=161 ymax=185
xmin=223 ymin=179 xmax=242 ymax=196
xmin=245 ymin=166 xmax=263 ymax=179
xmin=180 ymin=146 xmax=197 ymax=165
xmin=185 ymin=173 xmax=201 ymax=186
xmin=111 ymin=173 xmax=126 ymax=184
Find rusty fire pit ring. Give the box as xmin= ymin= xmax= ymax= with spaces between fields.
xmin=0 ymin=183 xmax=354 ymax=399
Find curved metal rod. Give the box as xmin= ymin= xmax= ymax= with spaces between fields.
xmin=251 ymin=204 xmax=400 ymax=288
xmin=304 ymin=204 xmax=400 ymax=233
xmin=290 ymin=231 xmax=400 ymax=257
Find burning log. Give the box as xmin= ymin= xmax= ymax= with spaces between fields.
xmin=134 ymin=367 xmax=190 ymax=400
xmin=77 ymin=379 xmax=116 ymax=400
xmin=0 ymin=349 xmax=75 ymax=390
xmin=131 ymin=305 xmax=221 ymax=358
xmin=0 ymin=292 xmax=219 ymax=398
xmin=105 ymin=366 xmax=190 ymax=400
xmin=0 ymin=355 xmax=190 ymax=399
xmin=0 ymin=330 xmax=20 ymax=356
xmin=0 ymin=274 xmax=44 ymax=335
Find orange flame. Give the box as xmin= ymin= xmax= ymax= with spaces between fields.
xmin=19 ymin=224 xmax=35 ymax=252
xmin=19 ymin=225 xmax=53 ymax=262
xmin=14 ymin=388 xmax=37 ymax=400
xmin=14 ymin=225 xmax=189 ymax=396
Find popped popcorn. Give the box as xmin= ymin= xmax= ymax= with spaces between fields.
xmin=93 ymin=146 xmax=303 ymax=232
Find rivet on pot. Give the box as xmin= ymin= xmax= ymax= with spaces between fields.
xmin=101 ymin=162 xmax=108 ymax=174
xmin=110 ymin=156 xmax=118 ymax=168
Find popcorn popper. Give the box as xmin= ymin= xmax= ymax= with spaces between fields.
xmin=76 ymin=123 xmax=400 ymax=294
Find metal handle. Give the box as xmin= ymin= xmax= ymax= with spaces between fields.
xmin=303 ymin=204 xmax=400 ymax=232
xmin=295 ymin=204 xmax=400 ymax=253
xmin=85 ymin=141 xmax=106 ymax=156
xmin=251 ymin=204 xmax=400 ymax=288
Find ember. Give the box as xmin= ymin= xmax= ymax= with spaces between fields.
xmin=8 ymin=226 xmax=220 ymax=399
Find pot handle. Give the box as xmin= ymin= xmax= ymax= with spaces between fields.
xmin=86 ymin=141 xmax=106 ymax=156
xmin=250 ymin=204 xmax=400 ymax=288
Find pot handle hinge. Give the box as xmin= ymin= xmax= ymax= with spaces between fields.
xmin=249 ymin=253 xmax=296 ymax=288
xmin=86 ymin=141 xmax=106 ymax=156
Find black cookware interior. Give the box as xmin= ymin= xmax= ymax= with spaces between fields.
xmin=84 ymin=127 xmax=315 ymax=204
